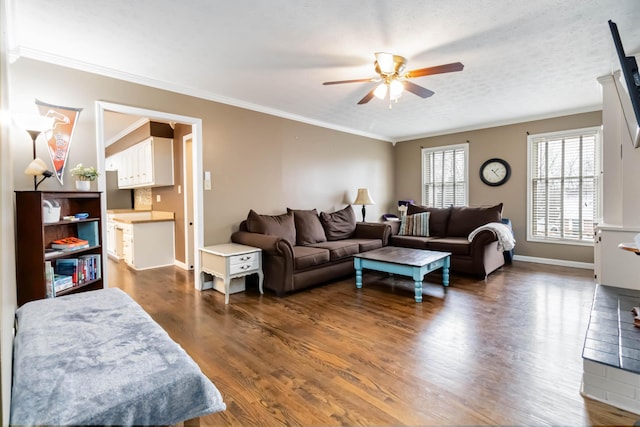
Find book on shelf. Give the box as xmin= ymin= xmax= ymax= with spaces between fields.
xmin=45 ymin=261 xmax=54 ymax=298
xmin=52 ymin=274 xmax=73 ymax=294
xmin=51 ymin=237 xmax=89 ymax=250
xmin=78 ymin=254 xmax=101 ymax=281
xmin=44 ymin=248 xmax=65 ymax=259
xmin=56 ymin=258 xmax=80 ymax=284
xmin=77 ymin=221 xmax=99 ymax=247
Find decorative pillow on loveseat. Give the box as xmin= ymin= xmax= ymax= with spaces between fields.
xmin=319 ymin=205 xmax=356 ymax=241
xmin=246 ymin=209 xmax=296 ymax=245
xmin=406 ymin=204 xmax=451 ymax=237
xmin=287 ymin=208 xmax=327 ymax=246
xmin=398 ymin=212 xmax=430 ymax=237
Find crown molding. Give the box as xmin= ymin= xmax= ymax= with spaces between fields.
xmin=12 ymin=47 xmax=395 ymax=144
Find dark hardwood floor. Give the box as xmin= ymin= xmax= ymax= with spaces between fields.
xmin=108 ymin=258 xmax=638 ymax=426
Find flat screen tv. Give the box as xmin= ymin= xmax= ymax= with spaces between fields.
xmin=609 ymin=20 xmax=640 ymax=148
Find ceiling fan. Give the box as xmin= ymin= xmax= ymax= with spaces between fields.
xmin=323 ymin=52 xmax=464 ymax=106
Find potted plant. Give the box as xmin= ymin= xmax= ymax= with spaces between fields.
xmin=70 ymin=163 xmax=99 ymax=191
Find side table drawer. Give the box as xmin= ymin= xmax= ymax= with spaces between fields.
xmin=230 ymin=252 xmax=257 ymax=265
xmin=229 ymin=256 xmax=259 ymax=274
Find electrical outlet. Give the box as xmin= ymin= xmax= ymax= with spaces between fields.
xmin=178 ymin=185 xmax=181 ymax=194
xmin=156 ymin=195 xmax=161 ymax=202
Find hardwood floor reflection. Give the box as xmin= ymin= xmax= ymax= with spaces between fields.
xmin=108 ymin=258 xmax=638 ymax=426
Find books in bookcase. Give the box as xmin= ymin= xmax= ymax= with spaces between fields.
xmin=51 ymin=237 xmax=89 ymax=250
xmin=54 ymin=254 xmax=102 ymax=287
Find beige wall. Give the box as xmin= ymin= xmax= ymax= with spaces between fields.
xmin=9 ymin=58 xmax=395 ymax=250
xmin=395 ymin=111 xmax=602 ymax=264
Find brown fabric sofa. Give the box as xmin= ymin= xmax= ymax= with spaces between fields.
xmin=231 ymin=206 xmax=391 ymax=296
xmin=388 ymin=203 xmax=506 ymax=278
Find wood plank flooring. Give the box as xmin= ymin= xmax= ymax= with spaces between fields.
xmin=108 ymin=258 xmax=639 ymax=426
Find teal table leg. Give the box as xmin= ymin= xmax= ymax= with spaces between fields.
xmin=354 ymin=258 xmax=363 ymax=289
xmin=413 ymin=268 xmax=423 ymax=302
xmin=442 ymin=256 xmax=450 ymax=292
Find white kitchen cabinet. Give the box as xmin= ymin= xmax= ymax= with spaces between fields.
xmin=117 ymin=137 xmax=174 ymax=189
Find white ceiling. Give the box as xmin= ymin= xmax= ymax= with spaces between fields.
xmin=9 ymin=0 xmax=640 ymax=142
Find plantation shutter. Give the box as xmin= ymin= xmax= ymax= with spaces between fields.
xmin=529 ymin=128 xmax=599 ymax=243
xmin=422 ymin=144 xmax=468 ymax=208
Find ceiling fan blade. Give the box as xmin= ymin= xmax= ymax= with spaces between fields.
xmin=357 ymin=88 xmax=377 ymax=105
xmin=323 ymin=78 xmax=377 ymax=85
xmin=405 ymin=62 xmax=464 ymax=78
xmin=403 ymin=81 xmax=435 ymax=98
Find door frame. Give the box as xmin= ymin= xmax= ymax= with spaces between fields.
xmin=95 ymin=101 xmax=206 ymax=289
xmin=182 ymin=133 xmax=194 ymax=270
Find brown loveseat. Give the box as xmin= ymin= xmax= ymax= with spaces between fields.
xmin=388 ymin=203 xmax=507 ymax=278
xmin=231 ymin=206 xmax=391 ymax=296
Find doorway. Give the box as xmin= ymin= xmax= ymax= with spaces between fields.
xmin=95 ymin=101 xmax=206 ymax=289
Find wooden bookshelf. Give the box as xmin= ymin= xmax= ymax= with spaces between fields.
xmin=15 ymin=191 xmax=105 ymax=306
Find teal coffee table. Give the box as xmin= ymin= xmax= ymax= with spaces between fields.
xmin=353 ymin=247 xmax=451 ymax=302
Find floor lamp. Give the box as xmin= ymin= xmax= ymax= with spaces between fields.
xmin=13 ymin=114 xmax=55 ymax=190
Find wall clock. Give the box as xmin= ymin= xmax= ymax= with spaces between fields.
xmin=479 ymin=158 xmax=511 ymax=186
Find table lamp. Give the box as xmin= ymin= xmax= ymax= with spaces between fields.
xmin=353 ymin=188 xmax=375 ymax=222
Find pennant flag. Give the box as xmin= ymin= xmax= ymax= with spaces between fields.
xmin=35 ymin=99 xmax=83 ymax=185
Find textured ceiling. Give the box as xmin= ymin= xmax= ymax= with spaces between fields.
xmin=8 ymin=0 xmax=640 ymax=142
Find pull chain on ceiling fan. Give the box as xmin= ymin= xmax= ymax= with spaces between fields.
xmin=323 ymin=52 xmax=464 ymax=107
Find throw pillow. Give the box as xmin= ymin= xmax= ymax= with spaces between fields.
xmin=319 ymin=205 xmax=356 ymax=241
xmin=398 ymin=212 xmax=430 ymax=237
xmin=287 ymin=208 xmax=327 ymax=245
xmin=406 ymin=204 xmax=451 ymax=237
xmin=246 ymin=210 xmax=296 ymax=246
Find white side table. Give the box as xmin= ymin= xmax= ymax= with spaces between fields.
xmin=199 ymin=243 xmax=264 ymax=304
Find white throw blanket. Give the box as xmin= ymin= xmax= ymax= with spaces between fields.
xmin=468 ymin=222 xmax=516 ymax=252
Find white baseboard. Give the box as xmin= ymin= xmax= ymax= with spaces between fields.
xmin=512 ymin=254 xmax=594 ymax=270
xmin=174 ymin=260 xmax=190 ymax=270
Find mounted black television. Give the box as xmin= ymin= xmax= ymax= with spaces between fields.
xmin=609 ymin=20 xmax=640 ymax=148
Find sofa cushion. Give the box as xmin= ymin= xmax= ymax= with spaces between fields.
xmin=319 ymin=205 xmax=356 ymax=241
xmin=307 ymin=240 xmax=360 ymax=261
xmin=389 ymin=235 xmax=435 ymax=249
xmin=287 ymin=208 xmax=327 ymax=245
xmin=346 ymin=238 xmax=384 ymax=252
xmin=406 ymin=204 xmax=451 ymax=237
xmin=447 ymin=203 xmax=503 ymax=237
xmin=425 ymin=237 xmax=471 ymax=256
xmin=293 ymin=246 xmax=330 ymax=270
xmin=398 ymin=212 xmax=430 ymax=237
xmin=246 ymin=210 xmax=296 ymax=246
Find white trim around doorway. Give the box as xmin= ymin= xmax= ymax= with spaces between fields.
xmin=94 ymin=101 xmax=206 ymax=290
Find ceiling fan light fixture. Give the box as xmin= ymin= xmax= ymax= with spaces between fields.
xmin=373 ymin=82 xmax=388 ymax=100
xmin=375 ymin=52 xmax=395 ymax=75
xmin=389 ymin=79 xmax=404 ymax=100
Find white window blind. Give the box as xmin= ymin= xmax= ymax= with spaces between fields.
xmin=527 ymin=127 xmax=600 ymax=244
xmin=422 ymin=143 xmax=468 ymax=208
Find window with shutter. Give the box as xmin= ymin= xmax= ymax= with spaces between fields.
xmin=421 ymin=143 xmax=469 ymax=208
xmin=527 ymin=127 xmax=601 ymax=245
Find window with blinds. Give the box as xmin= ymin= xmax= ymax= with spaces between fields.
xmin=421 ymin=143 xmax=469 ymax=208
xmin=527 ymin=127 xmax=601 ymax=244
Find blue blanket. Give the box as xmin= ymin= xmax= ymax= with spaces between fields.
xmin=10 ymin=288 xmax=225 ymax=425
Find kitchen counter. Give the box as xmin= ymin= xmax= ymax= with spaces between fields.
xmin=106 ymin=210 xmax=175 ymax=269
xmin=108 ymin=210 xmax=174 ymax=224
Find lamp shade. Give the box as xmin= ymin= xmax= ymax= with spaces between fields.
xmin=353 ymin=188 xmax=375 ymax=206
xmin=24 ymin=158 xmax=51 ymax=176
xmin=13 ymin=114 xmax=54 ymax=134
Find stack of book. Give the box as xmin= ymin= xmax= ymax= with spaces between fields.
xmin=45 ymin=261 xmax=74 ymax=297
xmin=51 ymin=237 xmax=89 ymax=251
